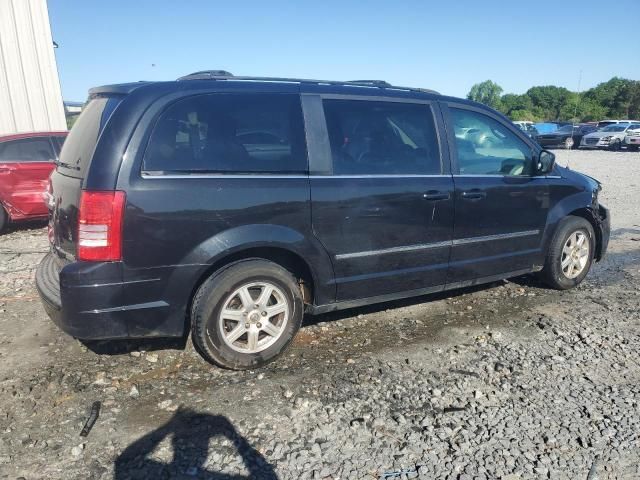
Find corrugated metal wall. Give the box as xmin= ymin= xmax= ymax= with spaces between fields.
xmin=0 ymin=0 xmax=66 ymax=135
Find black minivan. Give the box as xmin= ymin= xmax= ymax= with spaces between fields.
xmin=36 ymin=72 xmax=610 ymax=369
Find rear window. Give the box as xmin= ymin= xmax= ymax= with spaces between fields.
xmin=57 ymin=97 xmax=121 ymax=178
xmin=142 ymin=93 xmax=307 ymax=174
xmin=0 ymin=138 xmax=55 ymax=162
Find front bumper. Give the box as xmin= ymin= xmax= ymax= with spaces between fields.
xmin=537 ymin=137 xmax=569 ymax=148
xmin=580 ymin=138 xmax=618 ymax=149
xmin=35 ymin=253 xmax=185 ymax=340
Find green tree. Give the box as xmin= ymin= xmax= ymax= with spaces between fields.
xmin=526 ymin=85 xmax=572 ymax=120
xmin=510 ymin=109 xmax=538 ymax=121
xmin=499 ymin=93 xmax=533 ymax=117
xmin=66 ymin=114 xmax=79 ymax=130
xmin=583 ymin=77 xmax=640 ymax=119
xmin=467 ymin=80 xmax=503 ymax=110
xmin=627 ymin=81 xmax=640 ymax=119
xmin=466 ymin=76 xmax=638 ymax=122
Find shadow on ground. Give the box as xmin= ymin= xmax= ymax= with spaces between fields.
xmin=0 ymin=220 xmax=47 ymax=235
xmin=82 ymin=336 xmax=188 ymax=356
xmin=304 ymin=278 xmax=516 ymax=326
xmin=114 ymin=407 xmax=278 ymax=480
xmin=86 ymin=243 xmax=640 ymax=355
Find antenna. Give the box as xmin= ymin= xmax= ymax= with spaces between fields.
xmin=567 ymin=70 xmax=583 ymax=170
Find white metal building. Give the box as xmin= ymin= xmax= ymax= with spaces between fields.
xmin=0 ymin=0 xmax=66 ymax=135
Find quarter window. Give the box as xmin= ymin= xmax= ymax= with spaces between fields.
xmin=450 ymin=108 xmax=533 ymax=176
xmin=143 ymin=94 xmax=307 ymax=174
xmin=0 ymin=138 xmax=55 ymax=162
xmin=322 ymin=99 xmax=441 ymax=175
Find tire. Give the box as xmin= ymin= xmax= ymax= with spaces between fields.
xmin=191 ymin=259 xmax=304 ymax=369
xmin=628 ymin=144 xmax=639 ymax=152
xmin=540 ymin=216 xmax=595 ymax=290
xmin=0 ymin=206 xmax=7 ymax=234
xmin=609 ymin=139 xmax=622 ymax=151
xmin=564 ymin=137 xmax=574 ymax=149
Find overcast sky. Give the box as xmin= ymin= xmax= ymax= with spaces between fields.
xmin=49 ymin=0 xmax=640 ymax=101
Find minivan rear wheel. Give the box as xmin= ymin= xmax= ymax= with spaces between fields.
xmin=540 ymin=216 xmax=595 ymax=290
xmin=191 ymin=259 xmax=304 ymax=369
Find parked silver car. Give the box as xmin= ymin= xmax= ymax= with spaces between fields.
xmin=580 ymin=122 xmax=640 ymax=150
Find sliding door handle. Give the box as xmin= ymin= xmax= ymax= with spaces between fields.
xmin=461 ymin=189 xmax=487 ymax=200
xmin=423 ymin=191 xmax=450 ymax=201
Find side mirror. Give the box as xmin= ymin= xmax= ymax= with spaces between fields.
xmin=536 ymin=150 xmax=555 ymax=175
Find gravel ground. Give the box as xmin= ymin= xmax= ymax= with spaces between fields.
xmin=1 ymin=149 xmax=639 ymax=480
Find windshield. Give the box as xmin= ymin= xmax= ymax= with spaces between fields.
xmin=556 ymin=125 xmax=575 ymax=133
xmin=601 ymin=125 xmax=627 ymax=132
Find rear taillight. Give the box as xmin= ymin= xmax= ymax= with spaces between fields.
xmin=78 ymin=191 xmax=126 ymax=262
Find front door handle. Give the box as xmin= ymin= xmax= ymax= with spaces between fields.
xmin=423 ymin=191 xmax=450 ymax=201
xmin=461 ymin=189 xmax=487 ymax=200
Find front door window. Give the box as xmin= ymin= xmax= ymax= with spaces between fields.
xmin=450 ymin=108 xmax=533 ymax=176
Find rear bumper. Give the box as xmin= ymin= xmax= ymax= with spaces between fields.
xmin=36 ymin=253 xmax=191 ymax=340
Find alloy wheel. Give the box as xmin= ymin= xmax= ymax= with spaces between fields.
xmin=560 ymin=231 xmax=590 ymax=279
xmin=216 ymin=281 xmax=289 ymax=354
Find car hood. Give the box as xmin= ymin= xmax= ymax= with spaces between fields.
xmin=584 ymin=131 xmax=625 ymax=139
xmin=558 ymin=165 xmax=602 ymax=192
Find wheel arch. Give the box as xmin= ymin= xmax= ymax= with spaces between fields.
xmin=566 ymin=207 xmax=604 ymax=261
xmin=542 ymin=193 xmax=605 ymax=263
xmin=177 ymin=223 xmax=337 ymax=328
xmin=188 ymin=245 xmax=317 ymax=311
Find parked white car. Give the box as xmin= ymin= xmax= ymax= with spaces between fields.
xmin=596 ymin=119 xmax=637 ymax=128
xmin=580 ymin=122 xmax=640 ymax=150
xmin=624 ymin=129 xmax=640 ymax=151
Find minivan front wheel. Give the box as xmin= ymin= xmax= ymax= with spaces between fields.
xmin=191 ymin=259 xmax=303 ymax=369
xmin=540 ymin=216 xmax=595 ymax=290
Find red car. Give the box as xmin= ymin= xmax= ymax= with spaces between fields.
xmin=0 ymin=131 xmax=67 ymax=232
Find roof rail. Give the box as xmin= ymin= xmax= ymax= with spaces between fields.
xmin=176 ymin=72 xmax=440 ymax=95
xmin=347 ymin=80 xmax=392 ymax=87
xmin=177 ymin=70 xmax=234 ymax=80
